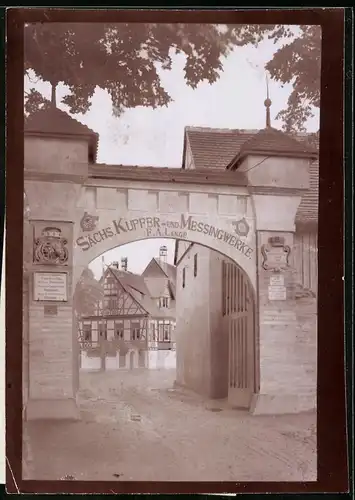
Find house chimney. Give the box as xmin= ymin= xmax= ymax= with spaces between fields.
xmin=159 ymin=245 xmax=168 ymax=263
xmin=121 ymin=257 xmax=128 ymax=272
xmin=112 ymin=261 xmax=119 ymax=269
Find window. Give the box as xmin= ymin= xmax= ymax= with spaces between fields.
xmin=194 ymin=254 xmax=198 ymax=277
xmin=158 ymin=323 xmax=164 ymax=341
xmin=82 ymin=324 xmax=92 ymax=342
xmin=114 ymin=322 xmax=124 ymax=339
xmin=104 ymin=298 xmax=117 ymax=310
xmin=163 ymin=324 xmax=170 ymax=341
xmin=130 ymin=322 xmax=141 ymax=341
xmin=182 ymin=267 xmax=186 ymax=288
xmin=98 ymin=322 xmax=107 ymax=340
xmin=104 ymin=277 xmax=117 ymax=296
xmin=158 ymin=321 xmax=171 ymax=342
xmin=159 ymin=297 xmax=169 ymax=308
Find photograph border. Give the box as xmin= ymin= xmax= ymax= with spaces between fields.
xmin=6 ymin=7 xmax=348 ymax=494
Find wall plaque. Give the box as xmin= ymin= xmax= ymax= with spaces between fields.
xmin=268 ymin=285 xmax=287 ymax=301
xmin=33 ymin=272 xmax=68 ymax=302
xmin=269 ymin=274 xmax=285 ymax=287
xmin=261 ymin=236 xmax=291 ymax=272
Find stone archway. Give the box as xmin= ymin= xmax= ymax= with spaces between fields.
xmin=23 ymin=111 xmax=316 ymax=420
xmin=70 ymin=165 xmax=257 ymax=291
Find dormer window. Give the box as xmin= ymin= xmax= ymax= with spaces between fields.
xmin=159 ymin=297 xmax=170 ymax=308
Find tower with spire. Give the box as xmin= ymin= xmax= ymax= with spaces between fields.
xmin=264 ymin=73 xmax=272 ymax=129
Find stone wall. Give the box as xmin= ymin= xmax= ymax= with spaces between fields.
xmin=251 ymin=230 xmax=317 ymax=413
xmin=28 ymin=303 xmax=75 ymax=400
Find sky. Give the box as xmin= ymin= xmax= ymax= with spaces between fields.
xmin=25 ymin=24 xmax=320 ymax=280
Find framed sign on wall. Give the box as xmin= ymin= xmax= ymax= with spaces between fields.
xmin=33 ymin=272 xmax=68 ymax=302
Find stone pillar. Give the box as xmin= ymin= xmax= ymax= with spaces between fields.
xmin=234 ymin=151 xmax=316 ymax=414
xmin=24 ymin=203 xmax=80 ymax=420
xmin=24 ymin=128 xmax=89 ymax=420
xmin=250 ymin=191 xmax=316 ymax=414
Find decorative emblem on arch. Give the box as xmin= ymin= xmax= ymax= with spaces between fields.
xmin=33 ymin=227 xmax=69 ymax=265
xmin=232 ymin=217 xmax=250 ymax=237
xmin=261 ymin=236 xmax=291 ymax=272
xmin=80 ymin=212 xmax=99 ymax=232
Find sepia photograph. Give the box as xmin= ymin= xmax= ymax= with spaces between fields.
xmin=19 ymin=17 xmax=323 ymax=486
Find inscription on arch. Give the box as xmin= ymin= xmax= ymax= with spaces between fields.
xmin=76 ymin=213 xmax=254 ymax=260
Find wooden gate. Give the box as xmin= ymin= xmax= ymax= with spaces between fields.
xmin=222 ymin=261 xmax=256 ymax=409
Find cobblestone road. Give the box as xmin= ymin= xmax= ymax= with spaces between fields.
xmin=24 ymin=369 xmax=317 ymax=482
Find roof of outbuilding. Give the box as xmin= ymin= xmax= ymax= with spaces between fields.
xmin=184 ymin=127 xmax=256 ymax=170
xmin=25 ymin=106 xmax=99 ymax=163
xmin=235 ymin=127 xmax=317 ymax=163
xmin=184 ymin=126 xmax=319 ymax=225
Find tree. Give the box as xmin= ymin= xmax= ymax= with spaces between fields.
xmin=24 ymin=23 xmax=236 ymax=117
xmin=74 ymin=267 xmax=103 ymax=318
xmin=24 ymin=23 xmax=321 ymax=132
xmin=225 ymin=24 xmax=321 ymax=132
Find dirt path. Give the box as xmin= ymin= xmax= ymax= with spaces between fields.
xmin=24 ymin=369 xmax=317 ymax=482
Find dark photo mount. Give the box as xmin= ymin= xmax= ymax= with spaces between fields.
xmin=5 ymin=6 xmax=350 ymax=495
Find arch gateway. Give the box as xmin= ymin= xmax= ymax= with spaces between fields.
xmin=23 ymin=107 xmax=318 ymax=419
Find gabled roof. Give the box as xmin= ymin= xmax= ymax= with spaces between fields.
xmin=25 ymin=106 xmax=99 ymax=163
xmin=107 ymin=267 xmax=150 ymax=315
xmin=153 ymin=258 xmax=177 ymax=284
xmin=108 ymin=267 xmax=150 ymax=297
xmin=183 ymin=126 xmax=256 ymax=170
xmin=144 ymin=276 xmax=176 ymax=301
xmin=141 ymin=257 xmax=176 ymax=284
xmin=107 ymin=266 xmax=175 ymax=319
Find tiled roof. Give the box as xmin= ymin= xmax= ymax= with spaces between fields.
xmin=108 ymin=267 xmax=174 ymax=319
xmin=185 ymin=127 xmax=256 ymax=170
xmin=235 ymin=127 xmax=317 ymax=164
xmin=109 ymin=268 xmax=150 ymax=297
xmin=185 ymin=126 xmax=319 ymax=224
xmin=25 ymin=106 xmax=99 ymax=163
xmin=154 ymin=258 xmax=177 ymax=284
xmin=144 ymin=277 xmax=169 ymax=297
xmin=295 ymin=160 xmax=319 ymax=224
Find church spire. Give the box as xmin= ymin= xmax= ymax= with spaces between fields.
xmin=264 ymin=73 xmax=272 ymax=128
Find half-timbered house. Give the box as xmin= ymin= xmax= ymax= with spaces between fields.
xmin=79 ymin=248 xmax=177 ymax=370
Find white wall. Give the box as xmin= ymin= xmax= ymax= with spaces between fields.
xmin=148 ymin=350 xmax=176 ymax=369
xmin=175 ymin=244 xmax=212 ymax=396
xmin=25 ymin=136 xmax=89 ymax=177
xmin=80 ymin=349 xmax=147 ymax=370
